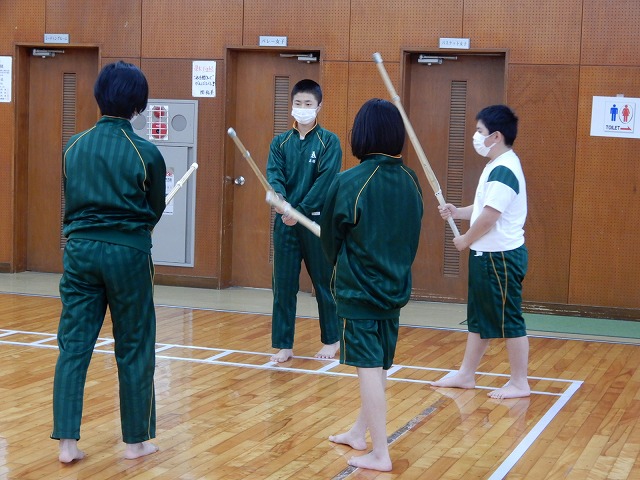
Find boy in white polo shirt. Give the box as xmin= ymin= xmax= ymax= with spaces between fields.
xmin=433 ymin=105 xmax=529 ymax=399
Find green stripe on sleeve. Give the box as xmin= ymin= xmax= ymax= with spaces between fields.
xmin=488 ymin=165 xmax=519 ymax=194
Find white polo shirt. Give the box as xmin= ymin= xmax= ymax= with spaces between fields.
xmin=470 ymin=149 xmax=527 ymax=252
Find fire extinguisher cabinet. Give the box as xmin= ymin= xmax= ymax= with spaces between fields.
xmin=131 ymin=99 xmax=198 ymax=267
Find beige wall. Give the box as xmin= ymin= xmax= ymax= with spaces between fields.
xmin=1 ymin=1 xmax=639 ymax=314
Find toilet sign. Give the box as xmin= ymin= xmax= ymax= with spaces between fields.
xmin=590 ymin=96 xmax=639 ymax=139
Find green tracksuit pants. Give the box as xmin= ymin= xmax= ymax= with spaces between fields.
xmin=272 ymin=219 xmax=339 ymax=349
xmin=51 ymin=239 xmax=156 ymax=444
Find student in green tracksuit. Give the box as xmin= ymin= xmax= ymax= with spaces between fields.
xmin=320 ymin=99 xmax=423 ymax=472
xmin=51 ymin=61 xmax=166 ymax=463
xmin=266 ymin=79 xmax=342 ymax=363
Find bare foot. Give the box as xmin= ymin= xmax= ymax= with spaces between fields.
xmin=328 ymin=431 xmax=367 ymax=450
xmin=315 ymin=341 xmax=339 ymax=359
xmin=432 ymin=372 xmax=475 ymax=389
xmin=270 ymin=349 xmax=293 ymax=363
xmin=58 ymin=439 xmax=85 ymax=463
xmin=124 ymin=441 xmax=159 ymax=459
xmin=488 ymin=381 xmax=530 ymax=399
xmin=348 ymin=451 xmax=392 ymax=472
xmin=487 ymin=396 xmax=531 ymax=416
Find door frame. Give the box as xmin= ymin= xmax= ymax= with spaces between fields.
xmin=400 ymin=47 xmax=509 ymax=118
xmin=13 ymin=43 xmax=101 ymax=272
xmin=399 ymin=48 xmax=509 ymax=302
xmin=399 ymin=47 xmax=510 ymax=155
xmin=220 ymin=46 xmax=324 ymax=288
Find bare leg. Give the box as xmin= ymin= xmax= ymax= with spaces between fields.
xmin=489 ymin=336 xmax=530 ymax=399
xmin=329 ymin=408 xmax=368 ymax=451
xmin=124 ymin=441 xmax=159 ymax=459
xmin=329 ymin=370 xmax=388 ymax=451
xmin=347 ymin=368 xmax=392 ymax=472
xmin=270 ymin=348 xmax=293 ymax=363
xmin=316 ymin=341 xmax=340 ymax=359
xmin=433 ymin=332 xmax=489 ymax=389
xmin=58 ymin=439 xmax=85 ymax=463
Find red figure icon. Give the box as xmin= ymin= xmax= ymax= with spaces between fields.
xmin=621 ymin=104 xmax=631 ymax=123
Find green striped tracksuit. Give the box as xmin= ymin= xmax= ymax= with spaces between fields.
xmin=51 ymin=115 xmax=166 ymax=443
xmin=266 ymin=122 xmax=342 ymax=349
xmin=319 ymin=154 xmax=424 ymax=320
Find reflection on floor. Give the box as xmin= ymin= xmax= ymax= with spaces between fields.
xmin=0 ymin=271 xmax=637 ymax=344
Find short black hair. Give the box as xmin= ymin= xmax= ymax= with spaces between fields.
xmin=350 ymin=98 xmax=405 ymax=159
xmin=291 ymin=79 xmax=322 ymax=104
xmin=476 ymin=105 xmax=518 ymax=147
xmin=94 ymin=61 xmax=149 ymax=119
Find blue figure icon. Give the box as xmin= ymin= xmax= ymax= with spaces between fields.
xmin=610 ymin=104 xmax=618 ymax=121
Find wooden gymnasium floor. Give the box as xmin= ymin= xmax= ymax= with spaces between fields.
xmin=1 ymin=273 xmax=639 ymax=479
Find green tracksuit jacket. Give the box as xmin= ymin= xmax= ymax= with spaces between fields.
xmin=63 ymin=115 xmax=166 ymax=252
xmin=320 ymin=154 xmax=424 ymax=320
xmin=267 ymin=122 xmax=341 ymax=216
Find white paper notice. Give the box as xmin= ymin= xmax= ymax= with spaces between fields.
xmin=0 ymin=56 xmax=12 ymax=103
xmin=192 ymin=61 xmax=216 ymax=98
xmin=165 ymin=168 xmax=175 ymax=215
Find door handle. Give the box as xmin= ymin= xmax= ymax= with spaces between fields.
xmin=234 ymin=175 xmax=245 ymax=186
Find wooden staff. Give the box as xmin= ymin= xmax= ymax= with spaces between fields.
xmin=227 ymin=128 xmax=321 ymax=237
xmin=165 ymin=162 xmax=198 ymax=205
xmin=372 ymin=52 xmax=460 ymax=237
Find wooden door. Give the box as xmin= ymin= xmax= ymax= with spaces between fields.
xmin=404 ymin=52 xmax=505 ymax=302
xmin=25 ymin=48 xmax=99 ymax=272
xmin=227 ymin=51 xmax=319 ymax=288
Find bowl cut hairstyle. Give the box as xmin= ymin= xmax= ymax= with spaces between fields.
xmin=291 ymin=79 xmax=323 ymax=105
xmin=351 ymin=99 xmax=405 ymax=160
xmin=94 ymin=61 xmax=149 ymax=119
xmin=476 ymin=104 xmax=518 ymax=147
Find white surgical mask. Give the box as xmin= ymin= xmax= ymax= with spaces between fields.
xmin=292 ymin=107 xmax=317 ymax=125
xmin=472 ymin=131 xmax=496 ymax=157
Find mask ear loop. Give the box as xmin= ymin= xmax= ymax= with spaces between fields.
xmin=486 ymin=131 xmax=498 ymax=150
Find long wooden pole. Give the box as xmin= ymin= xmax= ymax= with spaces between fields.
xmin=372 ymin=52 xmax=460 ymax=237
xmin=227 ymin=128 xmax=321 ymax=237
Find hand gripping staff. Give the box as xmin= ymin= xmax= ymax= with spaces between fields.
xmin=227 ymin=128 xmax=321 ymax=237
xmin=372 ymin=52 xmax=460 ymax=237
xmin=165 ymin=162 xmax=199 ymax=205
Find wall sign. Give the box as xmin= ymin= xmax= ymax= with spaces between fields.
xmin=259 ymin=36 xmax=287 ymax=47
xmin=44 ymin=33 xmax=69 ymax=43
xmin=439 ymin=37 xmax=470 ymax=49
xmin=192 ymin=61 xmax=216 ymax=98
xmin=0 ymin=56 xmax=12 ymax=103
xmin=590 ymin=96 xmax=639 ymax=139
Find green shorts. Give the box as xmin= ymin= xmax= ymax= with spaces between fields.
xmin=467 ymin=245 xmax=528 ymax=339
xmin=340 ymin=317 xmax=399 ymax=370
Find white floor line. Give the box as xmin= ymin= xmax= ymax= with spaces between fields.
xmin=1 ymin=327 xmax=583 ymax=478
xmin=155 ymin=345 xmax=174 ymax=353
xmin=205 ymin=351 xmax=234 ymax=361
xmin=487 ymin=380 xmax=583 ymax=480
xmin=317 ymin=360 xmax=340 ymax=372
xmin=1 ymin=328 xmax=572 ymax=396
xmin=30 ymin=336 xmax=58 ymax=345
xmin=386 ymin=365 xmax=403 ymax=376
